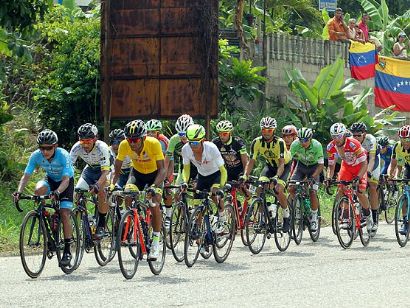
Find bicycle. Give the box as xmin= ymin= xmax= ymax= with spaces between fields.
xmin=328 ymin=180 xmax=371 ymax=249
xmin=393 ymin=179 xmax=410 ymax=247
xmin=116 ymin=188 xmax=166 ymax=279
xmin=377 ymin=174 xmax=399 ymax=224
xmin=244 ymin=177 xmax=291 ymax=254
xmin=15 ymin=194 xmax=80 ymax=278
xmin=289 ymin=180 xmax=321 ymax=244
xmin=184 ymin=188 xmax=236 ymax=267
xmin=72 ymin=188 xmax=116 ymax=269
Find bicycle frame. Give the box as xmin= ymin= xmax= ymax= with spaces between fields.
xmin=226 ymin=185 xmax=249 ymax=230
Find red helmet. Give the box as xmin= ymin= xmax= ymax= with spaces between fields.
xmin=282 ymin=125 xmax=297 ymax=136
xmin=398 ymin=125 xmax=410 ymax=138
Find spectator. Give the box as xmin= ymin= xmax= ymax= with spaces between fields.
xmin=393 ymin=32 xmax=409 ymax=59
xmin=327 ymin=8 xmax=348 ymax=42
xmin=348 ymin=19 xmax=365 ymax=43
xmin=358 ymin=13 xmax=370 ymax=42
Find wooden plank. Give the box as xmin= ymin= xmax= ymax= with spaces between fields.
xmin=111 ymin=9 xmax=160 ymax=36
xmin=111 ymin=0 xmax=159 ymax=10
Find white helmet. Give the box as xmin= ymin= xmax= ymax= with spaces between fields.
xmin=175 ymin=114 xmax=194 ymax=133
xmin=330 ymin=123 xmax=346 ymax=136
xmin=260 ymin=117 xmax=277 ymax=129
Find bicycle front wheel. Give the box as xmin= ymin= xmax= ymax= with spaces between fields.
xmin=385 ymin=189 xmax=398 ymax=224
xmin=20 ymin=211 xmax=47 ymax=278
xmin=184 ymin=206 xmax=204 ymax=268
xmin=148 ymin=223 xmax=166 ymax=275
xmin=95 ymin=207 xmax=116 ymax=266
xmin=274 ymin=206 xmax=291 ymax=252
xmin=117 ymin=210 xmax=140 ymax=279
xmin=291 ymin=197 xmax=304 ymax=245
xmin=169 ymin=203 xmax=186 ymax=262
xmin=335 ymin=197 xmax=355 ymax=249
xmin=213 ymin=204 xmax=236 ymax=263
xmin=395 ymin=195 xmax=409 ymax=247
xmin=245 ymin=199 xmax=267 ymax=254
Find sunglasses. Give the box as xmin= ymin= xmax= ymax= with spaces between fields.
xmin=127 ymin=137 xmax=143 ymax=144
xmin=79 ymin=138 xmax=95 ymax=144
xmin=219 ymin=131 xmax=230 ymax=137
xmin=261 ymin=128 xmax=274 ymax=133
xmin=189 ymin=140 xmax=201 ymax=146
xmin=178 ymin=132 xmax=186 ymax=137
xmin=331 ymin=134 xmax=344 ymax=140
xmin=300 ymin=137 xmax=310 ymax=143
xmin=39 ymin=145 xmax=54 ymax=152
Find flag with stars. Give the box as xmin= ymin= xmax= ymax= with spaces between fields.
xmin=349 ymin=41 xmax=377 ymax=80
xmin=375 ymin=56 xmax=410 ymax=111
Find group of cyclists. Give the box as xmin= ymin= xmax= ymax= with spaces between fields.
xmin=12 ymin=112 xmax=408 ymax=269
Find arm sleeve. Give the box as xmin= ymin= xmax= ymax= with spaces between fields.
xmin=219 ymin=165 xmax=227 ymax=186
xmin=182 ymin=163 xmax=190 ymax=183
xmin=249 ymin=139 xmax=258 ymax=160
xmin=24 ymin=151 xmax=39 ymax=175
xmin=327 ymin=143 xmax=336 ymax=166
xmin=166 ymin=136 xmax=177 ymax=157
xmin=238 ymin=138 xmax=247 ymax=155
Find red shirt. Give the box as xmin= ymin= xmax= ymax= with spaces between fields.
xmin=358 ymin=21 xmax=369 ymax=41
xmin=327 ymin=137 xmax=366 ymax=166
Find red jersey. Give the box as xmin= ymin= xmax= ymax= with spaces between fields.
xmin=327 ymin=137 xmax=366 ymax=166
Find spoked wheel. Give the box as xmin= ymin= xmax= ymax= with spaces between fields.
xmin=274 ymin=205 xmax=291 ymax=252
xmin=56 ymin=211 xmax=81 ymax=274
xmin=245 ymin=199 xmax=267 ymax=254
xmin=335 ymin=197 xmax=355 ymax=249
xmin=117 ymin=210 xmax=140 ymax=279
xmin=291 ymin=197 xmax=304 ymax=245
xmin=148 ymin=224 xmax=166 ymax=275
xmin=240 ymin=203 xmax=250 ymax=246
xmin=395 ymin=195 xmax=410 ymax=247
xmin=385 ymin=188 xmax=399 ymax=224
xmin=213 ymin=204 xmax=236 ymax=263
xmin=19 ymin=211 xmax=47 ymax=278
xmin=95 ymin=207 xmax=116 ymax=266
xmin=169 ymin=203 xmax=186 ymax=262
xmin=184 ymin=206 xmax=205 ymax=268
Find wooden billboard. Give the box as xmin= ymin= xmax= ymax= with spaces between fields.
xmin=101 ymin=0 xmax=218 ymax=121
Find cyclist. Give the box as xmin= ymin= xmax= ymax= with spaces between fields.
xmin=288 ymin=127 xmax=324 ymax=231
xmin=111 ymin=120 xmax=166 ymax=260
xmin=182 ymin=124 xmax=227 ymax=227
xmin=212 ymin=120 xmax=249 ymax=181
xmin=146 ymin=119 xmax=169 ymax=155
xmin=350 ymin=122 xmax=381 ymax=234
xmin=13 ymin=130 xmax=75 ymax=266
xmin=326 ymin=123 xmax=373 ymax=231
xmin=109 ymin=129 xmax=130 ymax=189
xmin=282 ymin=125 xmax=298 ymax=150
xmin=388 ymin=125 xmax=410 ymax=234
xmin=70 ymin=123 xmax=111 ymax=239
xmin=242 ymin=117 xmax=292 ymax=233
xmin=378 ymin=136 xmax=393 ymax=175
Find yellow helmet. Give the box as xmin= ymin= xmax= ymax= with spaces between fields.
xmin=124 ymin=184 xmax=139 ymax=193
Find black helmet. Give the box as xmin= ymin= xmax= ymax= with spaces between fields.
xmin=350 ymin=122 xmax=367 ymax=133
xmin=78 ymin=123 xmax=98 ymax=139
xmin=109 ymin=129 xmax=125 ymax=142
xmin=378 ymin=136 xmax=389 ymax=147
xmin=37 ymin=129 xmax=58 ymax=145
xmin=124 ymin=120 xmax=146 ymax=138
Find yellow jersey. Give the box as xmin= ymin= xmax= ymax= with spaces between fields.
xmin=117 ymin=137 xmax=164 ymax=174
xmin=250 ymin=136 xmax=291 ymax=167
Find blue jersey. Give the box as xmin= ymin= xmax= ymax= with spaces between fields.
xmin=24 ymin=148 xmax=74 ymax=181
xmin=380 ymin=146 xmax=393 ymax=175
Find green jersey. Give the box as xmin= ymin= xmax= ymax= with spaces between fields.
xmin=290 ymin=139 xmax=324 ymax=166
xmin=166 ymin=134 xmax=185 ymax=170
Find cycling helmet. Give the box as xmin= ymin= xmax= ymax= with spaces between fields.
xmin=124 ymin=120 xmax=147 ymax=138
xmin=175 ymin=114 xmax=194 ymax=133
xmin=187 ymin=124 xmax=206 ymax=141
xmin=282 ymin=125 xmax=297 ymax=136
xmin=37 ymin=129 xmax=58 ymax=145
xmin=377 ymin=136 xmax=389 ymax=147
xmin=216 ymin=120 xmax=233 ymax=132
xmin=78 ymin=123 xmax=98 ymax=139
xmin=350 ymin=122 xmax=367 ymax=133
xmin=146 ymin=119 xmax=162 ymax=131
xmin=260 ymin=117 xmax=277 ymax=129
xmin=124 ymin=184 xmax=139 ymax=193
xmin=109 ymin=129 xmax=125 ymax=142
xmin=398 ymin=125 xmax=410 ymax=138
xmin=297 ymin=127 xmax=313 ymax=139
xmin=330 ymin=123 xmax=346 ymax=136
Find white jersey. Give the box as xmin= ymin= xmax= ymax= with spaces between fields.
xmin=182 ymin=141 xmax=224 ymax=176
xmin=70 ymin=140 xmax=111 ymax=170
xmin=110 ymin=147 xmax=131 ymax=170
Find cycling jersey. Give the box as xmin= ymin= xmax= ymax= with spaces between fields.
xmin=166 ymin=134 xmax=185 ymax=165
xmin=249 ymin=136 xmax=291 ymax=167
xmin=360 ymin=134 xmax=380 ymax=172
xmin=70 ymin=140 xmax=111 ymax=171
xmin=157 ymin=133 xmax=169 ymax=154
xmin=380 ymin=146 xmax=393 ymax=174
xmin=327 ymin=137 xmax=366 ymax=166
xmin=182 ymin=141 xmax=224 ymax=176
xmin=24 ymin=148 xmax=74 ymax=181
xmin=212 ymin=135 xmax=247 ymax=180
xmin=290 ymin=139 xmax=324 ymax=166
xmin=392 ymin=141 xmax=410 ymax=167
xmin=110 ymin=147 xmax=131 ymax=170
xmin=117 ymin=136 xmax=164 ymax=174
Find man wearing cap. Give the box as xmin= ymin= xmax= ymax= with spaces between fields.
xmin=327 ymin=8 xmax=348 ymax=42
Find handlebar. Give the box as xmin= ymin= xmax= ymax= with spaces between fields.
xmin=13 ymin=194 xmax=52 ymax=213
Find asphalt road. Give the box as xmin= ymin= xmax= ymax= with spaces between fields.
xmin=1 ymin=223 xmax=409 ymax=308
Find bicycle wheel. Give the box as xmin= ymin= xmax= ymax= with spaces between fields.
xmin=72 ymin=209 xmax=85 ymax=270
xmin=395 ymin=195 xmax=409 ymax=247
xmin=19 ymin=210 xmax=47 ymax=278
xmin=308 ymin=198 xmax=321 ymax=242
xmin=95 ymin=207 xmax=116 ymax=266
xmin=358 ymin=215 xmax=370 ymax=247
xmin=148 ymin=224 xmax=166 ymax=275
xmin=117 ymin=210 xmax=140 ymax=279
xmin=213 ymin=204 xmax=235 ymax=263
xmin=240 ymin=203 xmax=250 ymax=246
xmin=245 ymin=199 xmax=267 ymax=254
xmin=291 ymin=197 xmax=304 ymax=245
xmin=169 ymin=203 xmax=186 ymax=262
xmin=184 ymin=206 xmax=204 ymax=268
xmin=331 ymin=196 xmax=340 ymax=235
xmin=335 ymin=197 xmax=355 ymax=249
xmin=385 ymin=189 xmax=398 ymax=224
xmin=274 ymin=206 xmax=291 ymax=252
xmin=56 ymin=211 xmax=81 ymax=274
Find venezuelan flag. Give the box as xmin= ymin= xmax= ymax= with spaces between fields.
xmin=349 ymin=41 xmax=377 ymax=80
xmin=375 ymin=56 xmax=410 ymax=111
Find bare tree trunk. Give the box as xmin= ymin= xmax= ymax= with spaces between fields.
xmin=234 ymin=0 xmax=250 ymax=59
